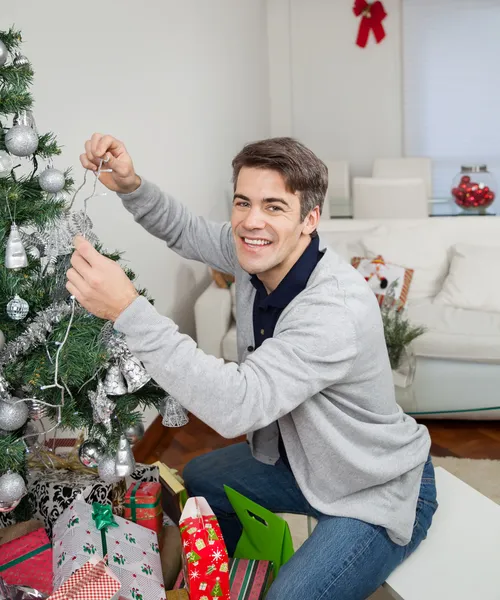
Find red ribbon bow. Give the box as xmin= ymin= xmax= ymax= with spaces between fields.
xmin=353 ymin=0 xmax=387 ymax=48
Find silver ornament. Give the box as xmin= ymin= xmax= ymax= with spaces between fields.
xmin=5 ymin=223 xmax=28 ymax=270
xmin=7 ymin=295 xmax=29 ymax=321
xmin=88 ymin=380 xmax=115 ymax=432
xmin=98 ymin=455 xmax=122 ymax=483
xmin=78 ymin=439 xmax=104 ymax=468
xmin=0 ymin=150 xmax=13 ymax=178
xmin=115 ymin=434 xmax=136 ymax=478
xmin=12 ymin=52 xmax=29 ymax=67
xmin=123 ymin=421 xmax=145 ymax=445
xmin=23 ymin=421 xmax=40 ymax=448
xmin=0 ymin=471 xmax=27 ymax=507
xmin=0 ymin=370 xmax=9 ymax=399
xmin=120 ymin=354 xmax=151 ymax=393
xmin=0 ymin=330 xmax=4 ymax=352
xmin=0 ymin=39 xmax=8 ymax=66
xmin=25 ymin=398 xmax=47 ymax=421
xmin=5 ymin=125 xmax=39 ymax=157
xmin=13 ymin=109 xmax=38 ymax=134
xmin=38 ymin=168 xmax=65 ymax=193
xmin=0 ymin=397 xmax=29 ymax=431
xmin=104 ymin=363 xmax=128 ymax=395
xmin=160 ymin=394 xmax=189 ymax=428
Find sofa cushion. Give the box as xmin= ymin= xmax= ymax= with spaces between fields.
xmin=434 ymin=243 xmax=500 ymax=314
xmin=221 ymin=324 xmax=238 ymax=363
xmin=361 ymin=225 xmax=449 ymax=301
xmin=407 ymin=301 xmax=500 ymax=363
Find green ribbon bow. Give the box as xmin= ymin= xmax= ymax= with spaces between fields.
xmin=92 ymin=502 xmax=119 ymax=558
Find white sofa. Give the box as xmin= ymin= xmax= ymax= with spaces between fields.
xmin=194 ymin=216 xmax=500 ymax=419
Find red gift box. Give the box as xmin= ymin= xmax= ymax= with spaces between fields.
xmin=123 ymin=481 xmax=163 ymax=534
xmin=0 ymin=526 xmax=53 ymax=595
xmin=179 ymin=497 xmax=230 ymax=600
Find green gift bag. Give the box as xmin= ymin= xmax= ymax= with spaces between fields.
xmin=224 ymin=485 xmax=295 ymax=579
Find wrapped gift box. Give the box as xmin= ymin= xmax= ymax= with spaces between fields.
xmin=175 ymin=558 xmax=274 ymax=600
xmin=53 ymin=500 xmax=166 ymax=600
xmin=0 ymin=525 xmax=53 ymax=595
xmin=124 ymin=482 xmax=162 ymax=534
xmin=48 ymin=556 xmax=121 ymax=600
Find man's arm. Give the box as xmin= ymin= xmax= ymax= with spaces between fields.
xmin=114 ymin=290 xmax=358 ymax=438
xmin=118 ymin=179 xmax=237 ymax=276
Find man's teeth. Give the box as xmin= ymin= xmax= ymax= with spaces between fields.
xmin=244 ymin=238 xmax=271 ymax=246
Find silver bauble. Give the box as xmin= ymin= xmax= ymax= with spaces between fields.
xmin=5 ymin=125 xmax=39 ymax=157
xmin=0 ymin=150 xmax=14 ymax=178
xmin=78 ymin=439 xmax=104 ymax=468
xmin=25 ymin=398 xmax=47 ymax=420
xmin=160 ymin=394 xmax=189 ymax=428
xmin=115 ymin=434 xmax=136 ymax=478
xmin=0 ymin=330 xmax=5 ymax=351
xmin=13 ymin=52 xmax=29 ymax=67
xmin=7 ymin=295 xmax=29 ymax=320
xmin=13 ymin=109 xmax=37 ymax=133
xmin=123 ymin=421 xmax=145 ymax=445
xmin=0 ymin=471 xmax=27 ymax=507
xmin=104 ymin=363 xmax=128 ymax=395
xmin=0 ymin=398 xmax=29 ymax=431
xmin=5 ymin=223 xmax=28 ymax=270
xmin=98 ymin=455 xmax=122 ymax=484
xmin=39 ymin=167 xmax=65 ymax=193
xmin=0 ymin=40 xmax=8 ymax=66
xmin=120 ymin=355 xmax=151 ymax=393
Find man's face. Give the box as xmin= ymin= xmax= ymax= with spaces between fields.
xmin=231 ymin=167 xmax=319 ymax=291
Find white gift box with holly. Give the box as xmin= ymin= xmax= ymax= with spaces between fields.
xmin=52 ymin=500 xmax=166 ymax=600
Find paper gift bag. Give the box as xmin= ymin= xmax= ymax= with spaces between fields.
xmin=224 ymin=485 xmax=294 ymax=579
xmin=0 ymin=525 xmax=53 ymax=595
xmin=179 ymin=497 xmax=230 ymax=600
xmin=48 ymin=556 xmax=120 ymax=600
xmin=52 ymin=500 xmax=166 ymax=600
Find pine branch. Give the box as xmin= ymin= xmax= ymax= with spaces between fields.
xmin=0 ymin=64 xmax=34 ymax=87
xmin=0 ymin=88 xmax=32 ymax=116
xmin=36 ymin=132 xmax=62 ymax=158
xmin=0 ymin=27 xmax=23 ymax=53
xmin=0 ymin=434 xmax=26 ymax=471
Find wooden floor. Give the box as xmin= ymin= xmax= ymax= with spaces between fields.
xmin=136 ymin=415 xmax=500 ymax=473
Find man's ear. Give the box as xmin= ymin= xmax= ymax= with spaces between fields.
xmin=302 ymin=205 xmax=321 ymax=235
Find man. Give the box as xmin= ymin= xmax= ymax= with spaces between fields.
xmin=68 ymin=133 xmax=437 ymax=600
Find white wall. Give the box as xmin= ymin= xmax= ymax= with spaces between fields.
xmin=268 ymin=0 xmax=403 ymax=176
xmin=5 ymin=0 xmax=269 ymax=426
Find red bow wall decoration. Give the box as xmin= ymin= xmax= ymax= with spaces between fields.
xmin=353 ymin=0 xmax=387 ymax=48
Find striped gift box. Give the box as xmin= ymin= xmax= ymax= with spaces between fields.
xmin=175 ymin=558 xmax=273 ymax=600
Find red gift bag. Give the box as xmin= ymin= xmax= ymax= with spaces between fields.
xmin=179 ymin=497 xmax=230 ymax=600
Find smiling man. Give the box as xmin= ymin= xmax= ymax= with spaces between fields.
xmin=69 ymin=134 xmax=436 ymax=600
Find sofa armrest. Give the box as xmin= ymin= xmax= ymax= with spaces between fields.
xmin=194 ymin=281 xmax=233 ymax=359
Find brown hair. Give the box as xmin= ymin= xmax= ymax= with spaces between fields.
xmin=231 ymin=137 xmax=328 ymax=221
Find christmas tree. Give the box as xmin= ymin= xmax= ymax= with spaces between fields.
xmin=0 ymin=27 xmax=174 ymax=520
xmin=211 ymin=579 xmax=223 ymax=597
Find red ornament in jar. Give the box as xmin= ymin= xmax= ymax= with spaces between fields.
xmin=451 ymin=165 xmax=496 ymax=211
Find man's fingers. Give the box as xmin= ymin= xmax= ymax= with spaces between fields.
xmin=66 ymin=280 xmax=81 ymax=303
xmin=94 ymin=134 xmax=123 ymax=159
xmin=66 ymin=266 xmax=88 ymax=292
xmin=70 ymin=251 xmax=93 ymax=279
xmin=80 ymin=153 xmax=97 ymax=172
xmin=73 ymin=236 xmax=103 ymax=266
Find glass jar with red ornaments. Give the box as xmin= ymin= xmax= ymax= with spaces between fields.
xmin=451 ymin=165 xmax=496 ymax=213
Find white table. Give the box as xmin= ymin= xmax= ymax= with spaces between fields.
xmin=384 ymin=467 xmax=500 ymax=599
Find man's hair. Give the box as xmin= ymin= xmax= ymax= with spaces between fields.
xmin=231 ymin=137 xmax=328 ymax=221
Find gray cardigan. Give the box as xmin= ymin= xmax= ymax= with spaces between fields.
xmin=115 ymin=179 xmax=431 ymax=546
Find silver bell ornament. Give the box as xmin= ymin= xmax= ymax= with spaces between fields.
xmin=5 ymin=223 xmax=28 ymax=270
xmin=120 ymin=354 xmax=151 ymax=393
xmin=123 ymin=421 xmax=145 ymax=445
xmin=0 ymin=150 xmax=14 ymax=178
xmin=0 ymin=330 xmax=5 ymax=352
xmin=0 ymin=371 xmax=9 ymax=399
xmin=0 ymin=471 xmax=27 ymax=511
xmin=5 ymin=124 xmax=39 ymax=157
xmin=7 ymin=295 xmax=29 ymax=321
xmin=160 ymin=394 xmax=189 ymax=428
xmin=0 ymin=397 xmax=29 ymax=431
xmin=25 ymin=398 xmax=46 ymax=420
xmin=12 ymin=52 xmax=29 ymax=67
xmin=23 ymin=421 xmax=40 ymax=449
xmin=98 ymin=455 xmax=122 ymax=484
xmin=0 ymin=39 xmax=8 ymax=67
xmin=78 ymin=439 xmax=104 ymax=468
xmin=115 ymin=434 xmax=136 ymax=478
xmin=104 ymin=363 xmax=128 ymax=396
xmin=88 ymin=380 xmax=115 ymax=432
xmin=13 ymin=109 xmax=38 ymax=133
xmin=38 ymin=167 xmax=65 ymax=194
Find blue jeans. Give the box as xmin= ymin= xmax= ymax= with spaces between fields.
xmin=183 ymin=443 xmax=438 ymax=600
